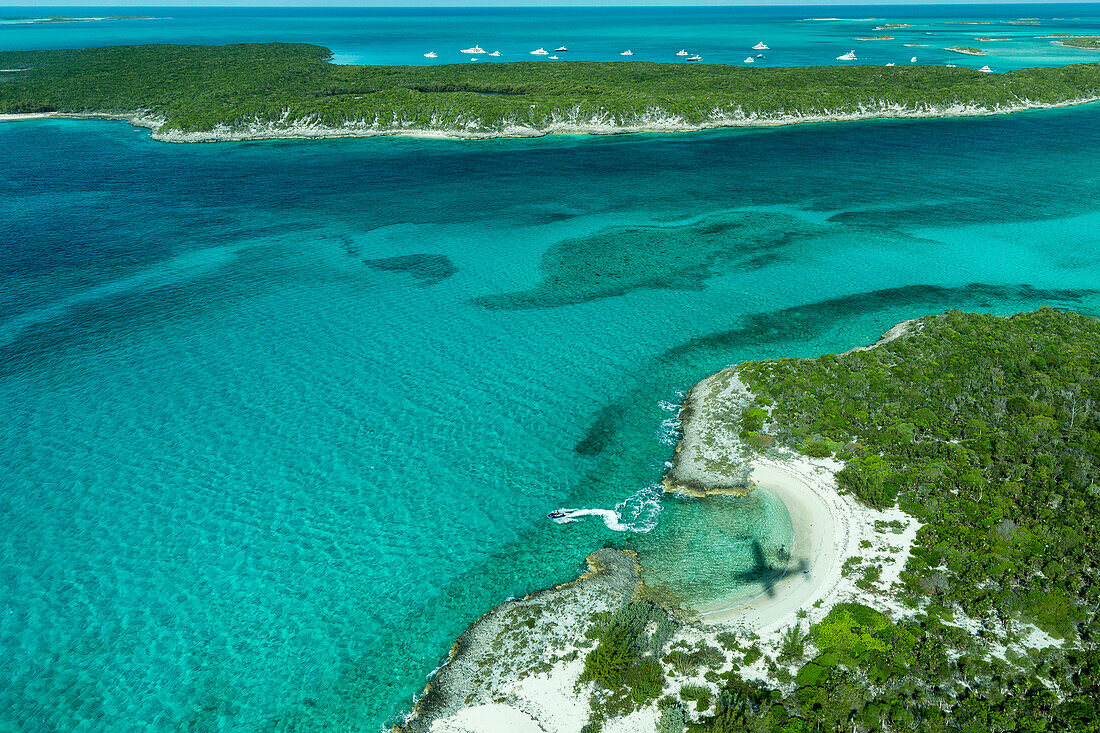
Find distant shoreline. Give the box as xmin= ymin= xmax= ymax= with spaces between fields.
xmin=4 ymin=96 xmax=1100 ymax=144
xmin=4 ymin=44 xmax=1100 ymax=144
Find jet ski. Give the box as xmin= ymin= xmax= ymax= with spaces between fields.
xmin=548 ymin=509 xmax=568 ymax=519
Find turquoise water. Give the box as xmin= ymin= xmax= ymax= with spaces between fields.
xmin=6 ymin=104 xmax=1100 ymax=732
xmin=4 ymin=7 xmax=1100 ymax=731
xmin=2 ymin=4 xmax=1100 ymax=70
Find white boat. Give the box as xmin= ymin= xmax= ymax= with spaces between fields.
xmin=910 ymin=56 xmax=917 ymax=63
xmin=744 ymin=56 xmax=755 ymax=63
xmin=946 ymin=63 xmax=957 ymax=68
xmin=460 ymin=44 xmax=486 ymax=55
xmin=489 ymin=50 xmax=501 ymax=57
xmin=979 ymin=65 xmax=993 ymax=72
xmin=836 ymin=50 xmax=857 ymax=60
xmin=753 ymin=42 xmax=769 ymax=50
xmin=676 ymin=49 xmax=689 ymax=56
xmin=423 ymin=52 xmax=437 ymax=58
xmin=620 ymin=49 xmax=633 ymax=56
xmin=549 ymin=55 xmax=559 ymax=60
xmin=885 ymin=62 xmax=896 ymax=66
xmin=686 ymin=54 xmax=702 ymax=61
xmin=470 ymin=57 xmax=478 ymax=62
xmin=530 ymin=47 xmax=549 ymax=55
xmin=554 ymin=46 xmax=567 ymax=52
xmin=757 ymin=53 xmax=764 ymax=58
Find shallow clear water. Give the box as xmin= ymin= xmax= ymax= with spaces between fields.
xmin=2 ymin=4 xmax=1100 ymax=70
xmin=6 ymin=103 xmax=1100 ymax=731
xmin=4 ymin=9 xmax=1100 ymax=730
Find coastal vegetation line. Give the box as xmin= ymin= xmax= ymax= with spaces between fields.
xmin=410 ymin=309 xmax=1100 ymax=733
xmin=2 ymin=43 xmax=1100 ymax=141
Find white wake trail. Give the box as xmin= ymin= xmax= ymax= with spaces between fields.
xmin=550 ymin=485 xmax=662 ymax=533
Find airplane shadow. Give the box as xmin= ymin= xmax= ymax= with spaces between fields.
xmin=733 ymin=540 xmax=811 ymax=599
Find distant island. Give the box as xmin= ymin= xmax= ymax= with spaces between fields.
xmin=2 ymin=44 xmax=1100 ymax=142
xmin=0 ymin=15 xmax=156 ymax=25
xmin=1054 ymin=36 xmax=1100 ymax=51
xmin=403 ymin=309 xmax=1100 ymax=733
xmin=945 ymin=46 xmax=988 ymax=56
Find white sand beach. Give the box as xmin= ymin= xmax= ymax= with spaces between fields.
xmin=693 ymin=455 xmax=920 ymax=641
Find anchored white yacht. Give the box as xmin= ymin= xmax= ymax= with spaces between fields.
xmin=753 ymin=42 xmax=769 ymax=50
xmin=744 ymin=56 xmax=755 ymax=63
xmin=530 ymin=47 xmax=549 ymax=55
xmin=489 ymin=50 xmax=501 ymax=57
xmin=979 ymin=65 xmax=993 ymax=72
xmin=885 ymin=62 xmax=896 ymax=66
xmin=837 ymin=50 xmax=857 ymax=61
xmin=676 ymin=49 xmax=689 ymax=56
xmin=620 ymin=49 xmax=633 ymax=56
xmin=549 ymin=55 xmax=559 ymax=60
xmin=460 ymin=44 xmax=486 ymax=55
xmin=686 ymin=54 xmax=702 ymax=61
xmin=910 ymin=56 xmax=918 ymax=63
xmin=423 ymin=52 xmax=437 ymax=58
xmin=554 ymin=46 xmax=567 ymax=52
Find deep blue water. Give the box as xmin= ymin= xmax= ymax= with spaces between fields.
xmin=4 ymin=6 xmax=1100 ymax=733
xmin=2 ymin=4 xmax=1100 ymax=69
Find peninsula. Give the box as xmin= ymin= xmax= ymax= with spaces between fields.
xmin=2 ymin=44 xmax=1100 ymax=142
xmin=403 ymin=309 xmax=1100 ymax=733
xmin=1056 ymin=36 xmax=1100 ymax=50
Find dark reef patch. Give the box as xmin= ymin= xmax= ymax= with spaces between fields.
xmin=472 ymin=212 xmax=830 ymax=310
xmin=573 ymin=282 xmax=1099 ymax=455
xmin=657 ymin=282 xmax=1098 ymax=366
xmin=364 ymin=254 xmax=457 ymax=287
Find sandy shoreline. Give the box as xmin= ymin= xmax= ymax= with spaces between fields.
xmin=405 ymin=322 xmax=926 ymax=732
xmin=690 ymin=454 xmax=920 ymax=644
xmin=695 ymin=460 xmax=836 ymax=627
xmin=663 ymin=318 xmax=923 ymax=638
xmin=2 ymin=96 xmax=1099 ymax=143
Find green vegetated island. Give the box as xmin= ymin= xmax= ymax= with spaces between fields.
xmin=403 ymin=309 xmax=1100 ymax=733
xmin=1054 ymin=36 xmax=1100 ymax=51
xmin=0 ymin=14 xmax=156 ymax=24
xmin=1 ymin=43 xmax=1100 ymax=141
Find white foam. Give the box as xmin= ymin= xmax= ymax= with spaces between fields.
xmin=551 ymin=485 xmax=662 ymax=532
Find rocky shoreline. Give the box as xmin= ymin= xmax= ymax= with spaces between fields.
xmin=397 ymin=549 xmax=646 ymax=733
xmin=397 ymin=321 xmax=934 ymax=733
xmin=3 ymin=95 xmax=1100 ymax=143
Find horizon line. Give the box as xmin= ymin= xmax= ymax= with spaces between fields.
xmin=5 ymin=1 xmax=1100 ymax=6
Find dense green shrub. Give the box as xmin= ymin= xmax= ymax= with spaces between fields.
xmin=2 ymin=45 xmax=1099 ymax=134
xmin=680 ymin=684 xmax=713 ymax=713
xmin=582 ymin=601 xmax=673 ymax=715
xmin=690 ymin=310 xmax=1100 ymax=732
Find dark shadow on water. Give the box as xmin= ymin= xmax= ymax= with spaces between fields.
xmin=472 ymin=211 xmax=836 ymax=310
xmin=263 ymin=281 xmax=1098 ymax=732
xmin=575 ymin=282 xmax=1098 ymax=457
xmin=364 ymin=254 xmax=457 ymax=287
